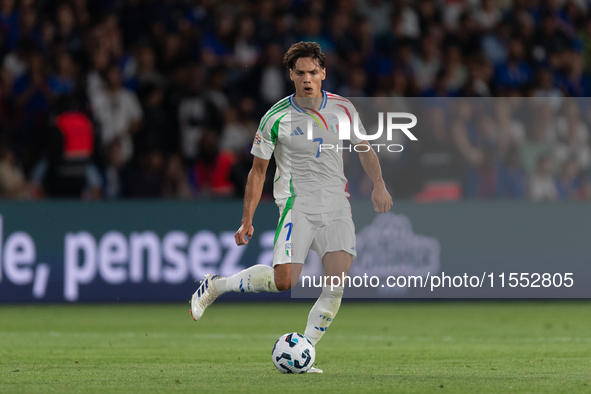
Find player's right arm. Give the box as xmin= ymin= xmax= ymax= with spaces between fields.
xmin=235 ymin=102 xmax=283 ymax=245
xmin=235 ymin=156 xmax=269 ymax=245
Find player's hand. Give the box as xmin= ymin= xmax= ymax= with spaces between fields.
xmin=235 ymin=223 xmax=254 ymax=246
xmin=372 ymin=181 xmax=393 ymax=213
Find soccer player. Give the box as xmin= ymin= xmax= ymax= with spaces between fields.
xmin=190 ymin=42 xmax=392 ymax=373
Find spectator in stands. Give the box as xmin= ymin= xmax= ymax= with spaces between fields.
xmin=555 ymin=98 xmax=589 ymax=145
xmin=533 ymin=67 xmax=563 ymax=113
xmin=55 ymin=3 xmax=83 ymax=59
xmin=178 ymin=65 xmax=222 ymax=161
xmin=337 ymin=67 xmax=368 ymax=97
xmin=102 ymin=138 xmax=127 ymax=199
xmin=482 ymin=22 xmax=511 ymax=66
xmin=555 ymin=157 xmax=582 ymax=200
xmin=454 ymin=12 xmax=482 ymax=58
xmin=0 ymin=139 xmax=30 ymax=199
xmin=581 ymin=16 xmax=591 ymax=70
xmin=126 ymin=148 xmax=164 ymax=198
xmin=247 ymin=43 xmax=291 ymax=112
xmin=409 ymin=105 xmax=465 ymax=202
xmin=71 ymin=0 xmax=90 ymax=30
xmin=301 ymin=15 xmax=335 ymax=54
xmin=442 ymin=44 xmax=468 ymax=91
xmin=13 ymin=51 xmax=51 ymax=116
xmin=3 ymin=38 xmax=33 ymax=80
xmin=392 ymin=40 xmax=415 ymax=84
xmin=233 ymin=16 xmax=260 ymax=69
xmin=191 ymin=130 xmax=235 ymax=197
xmin=135 ymin=82 xmax=172 ymax=156
xmin=422 ymin=68 xmax=453 ymax=96
xmin=39 ymin=19 xmax=56 ymax=57
xmin=86 ymin=48 xmax=110 ymax=99
xmin=417 ymin=0 xmax=443 ymax=36
xmin=412 ymin=35 xmax=441 ymax=91
xmin=498 ymin=146 xmax=526 ymax=199
xmin=201 ymin=13 xmax=235 ymax=67
xmin=390 ymin=70 xmax=412 ymax=97
xmin=494 ymin=38 xmax=533 ymax=91
xmin=119 ymin=0 xmax=147 ymax=49
xmin=555 ymin=53 xmax=589 ymax=97
xmin=219 ymin=105 xmax=250 ymax=154
xmin=533 ymin=12 xmax=572 ymax=64
xmin=8 ymin=6 xmax=40 ymax=52
xmin=468 ymin=145 xmax=500 ymax=199
xmin=163 ymin=153 xmax=192 ymax=199
xmin=48 ymin=52 xmax=77 ymax=96
xmin=206 ymin=65 xmax=229 ymax=114
xmin=0 ymin=67 xmax=14 ymax=134
xmin=460 ymin=55 xmax=492 ymax=96
xmin=474 ymin=0 xmax=501 ymax=32
xmin=583 ymin=170 xmax=591 ymax=200
xmin=159 ymin=34 xmax=185 ymax=75
xmin=521 ymin=114 xmax=553 ymax=173
xmin=529 ymin=154 xmax=558 ymax=201
xmin=493 ymin=98 xmax=526 ymax=154
xmin=12 ymin=51 xmax=51 ymax=171
xmin=358 ymin=0 xmax=392 ymax=35
xmin=135 ymin=44 xmax=164 ymax=93
xmin=451 ymin=99 xmax=483 ymax=168
xmin=462 ymin=115 xmax=503 ymax=198
xmin=0 ymin=0 xmax=18 ymax=55
xmin=553 ymin=108 xmax=591 ymax=170
xmin=90 ymin=64 xmax=143 ymax=163
xmin=105 ymin=20 xmax=136 ymax=91
xmin=30 ymin=95 xmax=101 ymax=199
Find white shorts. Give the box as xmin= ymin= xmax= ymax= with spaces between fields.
xmin=273 ymin=206 xmax=357 ymax=266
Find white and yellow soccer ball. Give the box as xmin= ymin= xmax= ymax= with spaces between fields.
xmin=272 ymin=333 xmax=315 ymax=374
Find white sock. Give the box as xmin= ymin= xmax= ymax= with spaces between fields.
xmin=304 ymin=286 xmax=344 ymax=346
xmin=214 ymin=264 xmax=279 ymax=294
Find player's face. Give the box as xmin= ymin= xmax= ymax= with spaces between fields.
xmin=290 ymin=57 xmax=326 ymax=98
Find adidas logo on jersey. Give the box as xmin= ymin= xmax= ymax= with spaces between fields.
xmin=290 ymin=126 xmax=305 ymax=136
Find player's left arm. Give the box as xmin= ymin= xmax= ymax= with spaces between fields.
xmin=355 ymin=140 xmax=393 ymax=213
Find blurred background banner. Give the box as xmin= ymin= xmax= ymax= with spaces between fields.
xmin=0 ymin=200 xmax=589 ymax=302
xmin=0 ymin=200 xmax=282 ymax=302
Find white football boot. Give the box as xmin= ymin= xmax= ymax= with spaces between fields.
xmin=306 ymin=366 xmax=323 ymax=373
xmin=190 ymin=274 xmax=221 ymax=321
xmin=302 ymin=335 xmax=323 ymax=373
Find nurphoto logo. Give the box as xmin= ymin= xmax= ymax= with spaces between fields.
xmin=305 ymin=111 xmax=418 ymax=153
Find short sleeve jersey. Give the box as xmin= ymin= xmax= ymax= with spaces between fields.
xmin=251 ymin=91 xmax=367 ymax=214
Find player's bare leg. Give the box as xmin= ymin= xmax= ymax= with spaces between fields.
xmin=273 ymin=262 xmax=303 ymax=291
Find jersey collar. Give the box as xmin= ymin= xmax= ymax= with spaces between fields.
xmin=289 ymin=90 xmax=328 ymax=113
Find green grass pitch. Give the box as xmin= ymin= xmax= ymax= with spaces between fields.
xmin=1 ymin=301 xmax=590 ymax=393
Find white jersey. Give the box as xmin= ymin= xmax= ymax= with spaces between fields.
xmin=251 ymin=91 xmax=366 ymax=214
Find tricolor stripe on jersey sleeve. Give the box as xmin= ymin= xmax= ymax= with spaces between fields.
xmin=270 ymin=113 xmax=287 ymax=144
xmin=326 ymin=92 xmax=351 ymax=103
xmin=260 ymin=97 xmax=290 ymax=132
xmin=252 ymin=97 xmax=292 ymax=160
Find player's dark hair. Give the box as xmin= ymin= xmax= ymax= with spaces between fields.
xmin=283 ymin=42 xmax=325 ymax=70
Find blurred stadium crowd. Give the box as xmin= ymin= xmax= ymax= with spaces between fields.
xmin=0 ymin=0 xmax=590 ymax=201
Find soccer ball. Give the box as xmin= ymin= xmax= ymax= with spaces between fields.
xmin=272 ymin=333 xmax=315 ymax=374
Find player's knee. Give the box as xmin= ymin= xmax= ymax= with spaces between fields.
xmin=275 ymin=276 xmax=293 ymax=291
